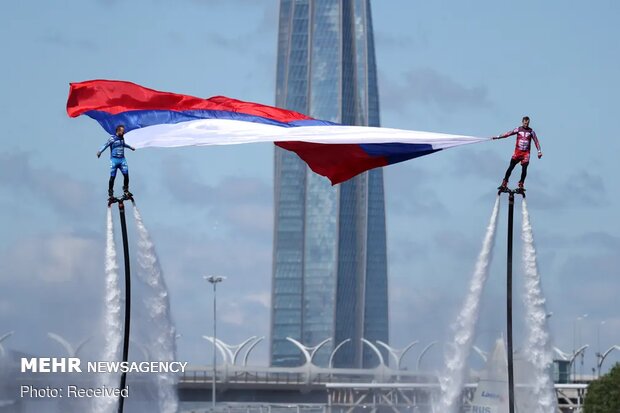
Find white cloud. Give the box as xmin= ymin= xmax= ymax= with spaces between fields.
xmin=380 ymin=67 xmax=494 ymax=115
xmin=0 ymin=151 xmax=98 ymax=221
xmin=1 ymin=233 xmax=101 ymax=283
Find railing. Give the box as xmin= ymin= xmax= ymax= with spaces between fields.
xmin=181 ymin=370 xmax=307 ymax=385
xmin=179 ymin=366 xmax=437 ymax=386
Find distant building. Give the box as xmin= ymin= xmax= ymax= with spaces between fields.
xmin=553 ymin=359 xmax=571 ymax=384
xmin=270 ymin=0 xmax=388 ymax=368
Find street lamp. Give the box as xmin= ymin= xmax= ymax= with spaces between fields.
xmin=0 ymin=331 xmax=14 ymax=358
xmin=596 ymin=321 xmax=607 ymax=377
xmin=597 ymin=345 xmax=620 ymax=377
xmin=204 ymin=275 xmax=225 ymax=410
xmin=573 ymin=314 xmax=588 ymax=380
xmin=416 ymin=341 xmax=438 ymax=371
xmin=597 ymin=321 xmax=606 ymax=355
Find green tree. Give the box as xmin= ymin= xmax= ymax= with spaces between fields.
xmin=584 ymin=362 xmax=620 ymax=413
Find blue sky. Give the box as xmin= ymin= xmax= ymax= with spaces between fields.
xmin=0 ymin=0 xmax=619 ymax=377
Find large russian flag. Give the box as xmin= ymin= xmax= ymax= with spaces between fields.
xmin=67 ymin=80 xmax=488 ymax=184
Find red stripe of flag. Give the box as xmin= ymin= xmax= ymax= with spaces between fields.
xmin=66 ymin=79 xmax=313 ymax=123
xmin=275 ymin=142 xmax=388 ymax=185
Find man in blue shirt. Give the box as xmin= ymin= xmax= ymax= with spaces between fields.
xmin=97 ymin=125 xmax=135 ymax=200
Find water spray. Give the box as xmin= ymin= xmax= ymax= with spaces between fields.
xmin=520 ymin=200 xmax=556 ymax=413
xmin=96 ymin=209 xmax=123 ymax=413
xmin=439 ymin=196 xmax=501 ymax=413
xmin=133 ymin=206 xmax=178 ymax=413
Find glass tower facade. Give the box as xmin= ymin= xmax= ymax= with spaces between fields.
xmin=270 ymin=0 xmax=388 ymax=369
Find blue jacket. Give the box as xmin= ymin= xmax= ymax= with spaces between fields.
xmin=99 ymin=135 xmax=134 ymax=158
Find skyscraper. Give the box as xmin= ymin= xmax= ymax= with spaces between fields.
xmin=270 ymin=0 xmax=388 ymax=369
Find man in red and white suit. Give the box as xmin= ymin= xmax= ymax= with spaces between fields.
xmin=494 ymin=116 xmax=542 ymax=190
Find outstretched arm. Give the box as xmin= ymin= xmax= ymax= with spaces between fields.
xmin=124 ymin=142 xmax=135 ymax=151
xmin=492 ymin=128 xmax=518 ymax=140
xmin=97 ymin=137 xmax=113 ymax=158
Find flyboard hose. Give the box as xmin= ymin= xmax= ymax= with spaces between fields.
xmin=498 ymin=184 xmax=524 ymax=413
xmin=506 ymin=191 xmax=515 ymax=413
xmin=114 ymin=199 xmax=132 ymax=413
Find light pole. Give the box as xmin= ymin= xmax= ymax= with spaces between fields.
xmin=0 ymin=331 xmax=14 ymax=359
xmin=597 ymin=345 xmax=620 ymax=377
xmin=579 ymin=314 xmax=588 ymax=378
xmin=572 ymin=314 xmax=588 ymax=380
xmin=416 ymin=341 xmax=438 ymax=371
xmin=597 ymin=321 xmax=605 ymax=356
xmin=596 ymin=321 xmax=606 ymax=377
xmin=204 ymin=275 xmax=225 ymax=410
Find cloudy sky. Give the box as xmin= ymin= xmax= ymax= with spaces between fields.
xmin=1 ymin=0 xmax=618 ymax=377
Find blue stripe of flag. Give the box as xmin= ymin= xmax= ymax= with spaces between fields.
xmin=359 ymin=143 xmax=441 ymax=165
xmin=85 ymin=109 xmax=336 ymax=135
